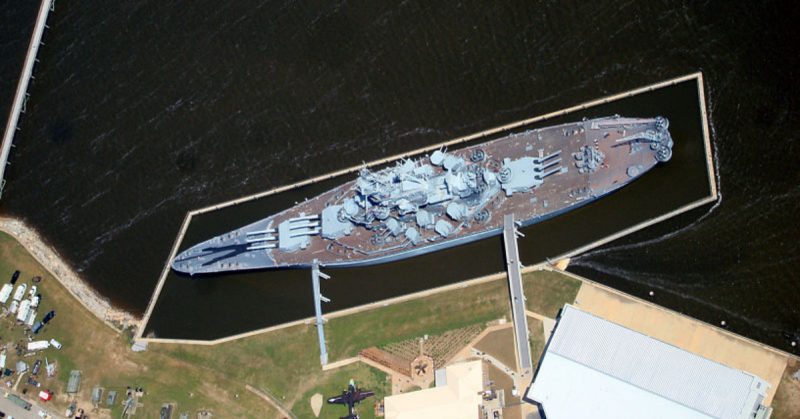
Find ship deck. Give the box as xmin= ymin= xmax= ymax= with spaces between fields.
xmin=175 ymin=116 xmax=665 ymax=273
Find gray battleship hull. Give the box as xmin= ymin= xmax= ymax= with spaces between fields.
xmin=172 ymin=115 xmax=673 ymax=275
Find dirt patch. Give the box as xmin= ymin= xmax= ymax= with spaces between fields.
xmin=310 ymin=393 xmax=322 ymax=417
xmin=473 ymin=327 xmax=516 ymax=370
xmin=200 ymin=381 xmax=231 ymax=405
xmin=772 ymin=358 xmax=800 ymax=418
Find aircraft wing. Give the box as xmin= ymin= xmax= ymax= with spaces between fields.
xmin=327 ymin=394 xmax=347 ymax=405
xmin=354 ymin=390 xmax=375 ymax=402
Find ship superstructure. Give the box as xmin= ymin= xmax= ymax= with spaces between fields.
xmin=172 ymin=116 xmax=673 ymax=275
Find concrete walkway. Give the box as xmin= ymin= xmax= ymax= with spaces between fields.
xmin=502 ymin=215 xmax=532 ymax=373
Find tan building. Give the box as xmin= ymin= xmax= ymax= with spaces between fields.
xmin=384 ymin=360 xmax=484 ymax=419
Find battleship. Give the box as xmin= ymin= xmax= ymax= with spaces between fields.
xmin=172 ymin=115 xmax=673 ymax=275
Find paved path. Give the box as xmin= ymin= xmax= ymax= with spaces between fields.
xmin=470 ymin=347 xmax=516 ymax=380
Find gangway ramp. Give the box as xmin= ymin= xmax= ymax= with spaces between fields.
xmin=311 ymin=262 xmax=330 ymax=366
xmin=502 ymin=214 xmax=533 ymax=373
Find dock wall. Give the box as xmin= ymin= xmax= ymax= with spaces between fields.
xmin=137 ymin=72 xmax=719 ymax=343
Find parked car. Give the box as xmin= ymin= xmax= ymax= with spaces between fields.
xmin=32 ymin=359 xmax=41 ymax=375
xmin=49 ymin=339 xmax=62 ymax=350
xmin=42 ymin=310 xmax=55 ymax=324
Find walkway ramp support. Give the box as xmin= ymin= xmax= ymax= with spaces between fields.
xmin=502 ymin=214 xmax=533 ymax=374
xmin=311 ymin=261 xmax=330 ymax=366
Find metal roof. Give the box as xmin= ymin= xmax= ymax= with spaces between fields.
xmin=67 ymin=370 xmax=81 ymax=393
xmin=527 ymin=305 xmax=769 ymax=419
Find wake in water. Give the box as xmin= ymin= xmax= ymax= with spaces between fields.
xmin=567 ymin=90 xmax=788 ymax=329
xmin=574 ymin=89 xmax=723 ymax=261
xmin=571 ymin=259 xmax=781 ymax=331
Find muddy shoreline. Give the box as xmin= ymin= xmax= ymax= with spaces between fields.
xmin=0 ymin=217 xmax=139 ymax=331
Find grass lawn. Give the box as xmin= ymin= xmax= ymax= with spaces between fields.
xmin=0 ymin=232 xmax=273 ymax=418
xmin=527 ymin=317 xmax=546 ymax=369
xmin=521 ymin=269 xmax=581 ymax=318
xmin=291 ymin=362 xmax=390 ymax=419
xmin=1 ymin=231 xmax=587 ymax=418
xmin=474 ymin=327 xmax=516 ymax=370
xmin=165 ymin=276 xmax=515 ymax=413
xmin=326 ymin=278 xmax=512 ymax=361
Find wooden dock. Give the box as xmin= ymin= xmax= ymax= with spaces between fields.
xmin=0 ymin=0 xmax=54 ymax=198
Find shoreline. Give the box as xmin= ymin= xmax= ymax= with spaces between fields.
xmin=0 ymin=216 xmax=140 ymax=332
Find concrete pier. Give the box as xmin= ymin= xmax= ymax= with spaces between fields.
xmin=502 ymin=214 xmax=533 ymax=373
xmin=0 ymin=0 xmax=54 ymax=198
xmin=311 ymin=262 xmax=330 ymax=366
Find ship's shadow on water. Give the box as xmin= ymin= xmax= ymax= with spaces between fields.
xmin=143 ymin=79 xmax=712 ymax=340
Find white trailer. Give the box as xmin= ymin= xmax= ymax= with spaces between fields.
xmin=27 ymin=340 xmax=50 ymax=351
xmin=31 ymin=294 xmax=40 ymax=308
xmin=16 ymin=299 xmax=31 ymax=322
xmin=12 ymin=283 xmax=27 ymax=301
xmin=8 ymin=299 xmax=19 ymax=314
xmin=0 ymin=283 xmax=12 ymax=303
xmin=26 ymin=308 xmax=37 ymax=326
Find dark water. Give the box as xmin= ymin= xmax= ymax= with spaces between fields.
xmin=144 ymin=79 xmax=712 ymax=340
xmin=1 ymin=2 xmax=797 ymax=348
xmin=0 ymin=1 xmax=39 ymax=129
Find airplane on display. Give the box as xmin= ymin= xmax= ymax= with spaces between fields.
xmin=326 ymin=379 xmax=375 ymax=419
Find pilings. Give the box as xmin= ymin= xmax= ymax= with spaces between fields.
xmin=0 ymin=0 xmax=55 ymax=199
xmin=311 ymin=262 xmax=330 ymax=366
xmin=502 ymin=214 xmax=533 ymax=373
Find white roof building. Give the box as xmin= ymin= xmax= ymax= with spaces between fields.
xmin=526 ymin=305 xmax=771 ymax=419
xmin=385 ymin=360 xmax=483 ymax=419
